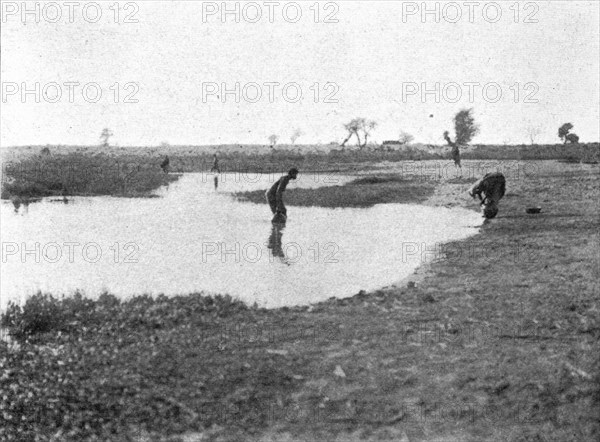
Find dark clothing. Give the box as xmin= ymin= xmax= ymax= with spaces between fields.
xmin=160 ymin=156 xmax=170 ymax=173
xmin=469 ymin=172 xmax=506 ymax=205
xmin=210 ymin=157 xmax=220 ymax=173
xmin=451 ymin=145 xmax=461 ymax=166
xmin=265 ymin=175 xmax=292 ymax=215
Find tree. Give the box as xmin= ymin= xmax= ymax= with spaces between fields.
xmin=398 ymin=131 xmax=414 ymax=145
xmin=361 ymin=120 xmax=377 ymax=148
xmin=340 ymin=118 xmax=377 ymax=149
xmin=453 ymin=109 xmax=479 ymax=146
xmin=558 ymin=123 xmax=579 ymax=144
xmin=566 ymin=133 xmax=579 ymax=144
xmin=268 ymin=134 xmax=279 ymax=148
xmin=525 ymin=125 xmax=541 ymax=145
xmin=443 ymin=108 xmax=479 ymax=153
xmin=290 ymin=128 xmax=304 ymax=145
xmin=100 ymin=128 xmax=113 ymax=148
xmin=341 ymin=118 xmax=361 ymax=147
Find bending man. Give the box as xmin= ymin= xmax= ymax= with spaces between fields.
xmin=469 ymin=172 xmax=506 ymax=219
xmin=266 ymin=168 xmax=298 ymax=219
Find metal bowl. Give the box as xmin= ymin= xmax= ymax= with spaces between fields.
xmin=526 ymin=207 xmax=542 ymax=214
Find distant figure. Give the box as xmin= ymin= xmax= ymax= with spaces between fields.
xmin=469 ymin=172 xmax=506 ymax=219
xmin=160 ymin=156 xmax=170 ymax=173
xmin=444 ymin=131 xmax=461 ymax=175
xmin=210 ymin=154 xmax=220 ymax=173
xmin=265 ymin=168 xmax=298 ymax=221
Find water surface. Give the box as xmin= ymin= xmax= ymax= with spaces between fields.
xmin=1 ymin=173 xmax=483 ymax=309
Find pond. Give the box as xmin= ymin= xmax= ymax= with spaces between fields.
xmin=0 ymin=173 xmax=483 ymax=309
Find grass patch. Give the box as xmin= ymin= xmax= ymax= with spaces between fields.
xmin=1 ymin=153 xmax=180 ymax=200
xmin=235 ymin=174 xmax=435 ymax=208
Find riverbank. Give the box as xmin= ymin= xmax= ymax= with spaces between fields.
xmin=1 ymin=160 xmax=598 ymax=441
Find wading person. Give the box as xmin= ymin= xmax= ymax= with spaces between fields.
xmin=210 ymin=153 xmax=220 ymax=173
xmin=210 ymin=154 xmax=220 ymax=190
xmin=469 ymin=172 xmax=506 ymax=219
xmin=266 ymin=168 xmax=298 ymax=222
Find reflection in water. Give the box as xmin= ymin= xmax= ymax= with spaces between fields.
xmin=267 ymin=222 xmax=288 ymax=265
xmin=214 ymin=175 xmax=218 ymax=190
xmin=11 ymin=198 xmax=29 ymax=215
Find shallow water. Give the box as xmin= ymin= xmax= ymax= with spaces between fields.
xmin=1 ymin=173 xmax=483 ymax=309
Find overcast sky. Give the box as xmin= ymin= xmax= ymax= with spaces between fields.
xmin=1 ymin=1 xmax=599 ymax=147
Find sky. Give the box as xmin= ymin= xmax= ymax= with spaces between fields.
xmin=1 ymin=0 xmax=599 ymax=147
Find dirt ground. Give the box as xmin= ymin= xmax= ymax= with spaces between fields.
xmin=169 ymin=160 xmax=599 ymax=441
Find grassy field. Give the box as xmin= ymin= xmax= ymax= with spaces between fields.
xmin=1 ymin=159 xmax=599 ymax=441
xmin=2 ymin=142 xmax=598 ymax=201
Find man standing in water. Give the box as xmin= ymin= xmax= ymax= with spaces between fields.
xmin=210 ymin=153 xmax=220 ymax=173
xmin=210 ymin=153 xmax=220 ymax=190
xmin=469 ymin=172 xmax=506 ymax=219
xmin=266 ymin=168 xmax=298 ymax=222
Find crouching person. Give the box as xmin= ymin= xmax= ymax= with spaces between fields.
xmin=469 ymin=172 xmax=506 ymax=219
xmin=266 ymin=168 xmax=298 ymax=222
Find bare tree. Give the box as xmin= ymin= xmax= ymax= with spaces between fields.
xmin=398 ymin=131 xmax=414 ymax=145
xmin=341 ymin=118 xmax=377 ymax=149
xmin=361 ymin=120 xmax=377 ymax=148
xmin=100 ymin=128 xmax=113 ymax=148
xmin=341 ymin=118 xmax=361 ymax=147
xmin=268 ymin=134 xmax=279 ymax=148
xmin=525 ymin=125 xmax=542 ymax=145
xmin=290 ymin=128 xmax=304 ymax=145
